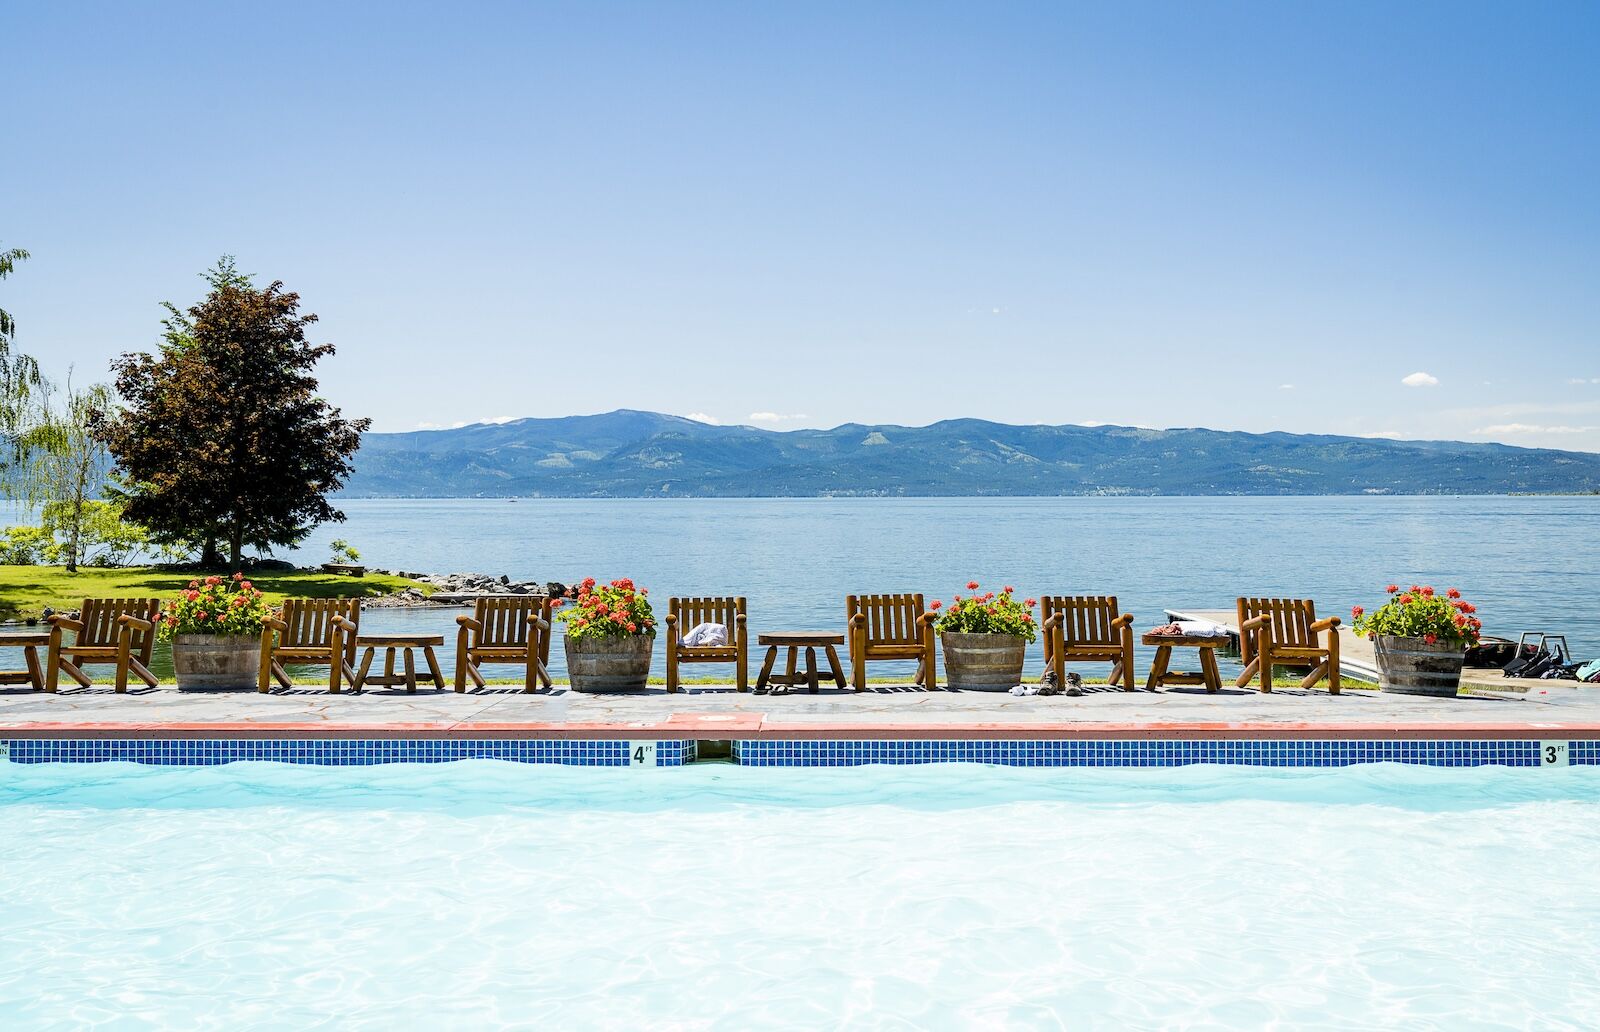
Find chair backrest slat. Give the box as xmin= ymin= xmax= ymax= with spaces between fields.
xmin=280 ymin=598 xmax=360 ymax=649
xmin=473 ymin=596 xmax=549 ymax=649
xmin=669 ymin=596 xmax=743 ymax=641
xmin=77 ymin=598 xmax=161 ymax=654
xmin=1237 ymin=597 xmax=1316 ymax=657
xmin=848 ymin=593 xmax=924 ymax=646
xmin=1041 ymin=596 xmax=1120 ymax=647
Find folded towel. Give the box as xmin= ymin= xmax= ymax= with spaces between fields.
xmin=1176 ymin=620 xmax=1229 ymax=638
xmin=681 ymin=622 xmax=728 ymax=647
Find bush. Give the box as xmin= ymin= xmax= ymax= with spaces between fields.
xmin=0 ymin=525 xmax=52 ymax=564
xmin=932 ymin=581 xmax=1038 ymax=643
xmin=556 ymin=577 xmax=655 ymax=640
xmin=1351 ymin=584 xmax=1482 ymax=648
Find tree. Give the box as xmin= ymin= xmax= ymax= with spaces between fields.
xmin=20 ymin=378 xmax=115 ymax=571
xmin=103 ymin=259 xmax=371 ymax=569
xmin=1 ymin=242 xmax=44 ymax=494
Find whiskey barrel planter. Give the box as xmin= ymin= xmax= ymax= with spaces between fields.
xmin=1373 ymin=634 xmax=1466 ymax=697
xmin=565 ymin=634 xmax=654 ymax=692
xmin=172 ymin=634 xmax=260 ymax=691
xmin=940 ymin=631 xmax=1027 ymax=691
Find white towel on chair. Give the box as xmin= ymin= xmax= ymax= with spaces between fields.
xmin=1176 ymin=620 xmax=1229 ymax=638
xmin=682 ymin=622 xmax=728 ymax=647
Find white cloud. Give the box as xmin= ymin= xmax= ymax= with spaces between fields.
xmin=682 ymin=412 xmax=720 ymax=425
xmin=1360 ymin=431 xmax=1404 ymax=440
xmin=1401 ymin=371 xmax=1439 ymax=388
xmin=748 ymin=411 xmax=808 ymax=423
xmin=414 ymin=421 xmax=442 ymax=430
xmin=1278 ymin=384 xmax=1295 ymax=390
xmin=1475 ymin=423 xmax=1598 ymax=435
xmin=483 ymin=416 xmax=517 ymax=425
xmin=1567 ymin=377 xmax=1600 ymax=385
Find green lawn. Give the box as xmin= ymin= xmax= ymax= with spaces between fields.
xmin=0 ymin=565 xmax=427 ymax=621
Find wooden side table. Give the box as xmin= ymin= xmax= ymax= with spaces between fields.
xmin=0 ymin=631 xmax=48 ymax=691
xmin=756 ymin=632 xmax=848 ymax=694
xmin=353 ymin=634 xmax=446 ymax=692
xmin=1141 ymin=633 xmax=1226 ymax=692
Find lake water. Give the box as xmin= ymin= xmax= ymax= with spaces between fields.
xmin=7 ymin=496 xmax=1597 ymax=683
xmin=280 ymin=496 xmax=1599 ymax=682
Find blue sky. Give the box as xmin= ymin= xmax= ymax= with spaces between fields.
xmin=3 ymin=1 xmax=1597 ymax=447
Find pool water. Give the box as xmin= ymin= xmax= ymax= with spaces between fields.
xmin=3 ymin=763 xmax=1598 ymax=1028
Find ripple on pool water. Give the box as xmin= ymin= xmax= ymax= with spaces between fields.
xmin=2 ymin=763 xmax=1598 ymax=1028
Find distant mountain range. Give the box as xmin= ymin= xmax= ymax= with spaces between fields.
xmin=340 ymin=410 xmax=1600 ymax=497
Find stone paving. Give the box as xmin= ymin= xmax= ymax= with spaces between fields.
xmin=3 ymin=678 xmax=1597 ymax=730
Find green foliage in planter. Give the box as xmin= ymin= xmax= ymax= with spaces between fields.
xmin=932 ymin=581 xmax=1037 ymax=643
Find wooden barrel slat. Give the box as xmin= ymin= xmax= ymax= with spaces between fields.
xmin=1374 ymin=635 xmax=1466 ymax=697
xmin=564 ymin=634 xmax=654 ymax=692
xmin=940 ymin=631 xmax=1026 ymax=691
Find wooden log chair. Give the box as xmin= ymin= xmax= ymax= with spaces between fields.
xmin=45 ymin=597 xmax=162 ymax=693
xmin=258 ymin=598 xmax=361 ymax=693
xmin=1235 ymin=597 xmax=1342 ymax=694
xmin=454 ymin=595 xmax=555 ymax=693
xmin=664 ymin=596 xmax=748 ymax=693
xmin=1040 ymin=595 xmax=1136 ymax=691
xmin=845 ymin=593 xmax=938 ymax=690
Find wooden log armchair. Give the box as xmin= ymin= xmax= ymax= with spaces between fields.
xmin=664 ymin=596 xmax=748 ymax=693
xmin=845 ymin=593 xmax=938 ymax=690
xmin=1040 ymin=595 xmax=1136 ymax=691
xmin=1236 ymin=597 xmax=1342 ymax=694
xmin=455 ymin=595 xmax=555 ymax=693
xmin=45 ymin=597 xmax=162 ymax=693
xmin=258 ymin=598 xmax=361 ymax=693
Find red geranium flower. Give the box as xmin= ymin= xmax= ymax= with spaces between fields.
xmin=1351 ymin=605 xmax=1364 ymax=618
xmin=1385 ymin=584 xmax=1399 ymax=594
xmin=1003 ymin=585 xmax=1015 ymax=594
xmin=1398 ymin=593 xmax=1414 ymax=605
xmin=1447 ymin=588 xmax=1461 ymax=599
xmin=1424 ymin=633 xmax=1437 ymax=645
xmin=966 ymin=581 xmax=980 ymax=590
xmin=929 ymin=600 xmax=943 ymax=610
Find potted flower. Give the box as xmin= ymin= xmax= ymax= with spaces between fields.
xmin=933 ymin=581 xmax=1037 ymax=690
xmin=1351 ymin=584 xmax=1482 ymax=697
xmin=558 ymin=577 xmax=657 ymax=692
xmin=162 ymin=573 xmax=270 ymax=690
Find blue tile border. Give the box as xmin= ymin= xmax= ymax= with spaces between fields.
xmin=0 ymin=738 xmax=696 ymax=767
xmin=732 ymin=738 xmax=1600 ymax=768
xmin=0 ymin=736 xmax=1592 ymax=768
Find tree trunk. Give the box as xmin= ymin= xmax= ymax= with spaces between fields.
xmin=228 ymin=524 xmax=244 ymax=572
xmin=201 ymin=536 xmax=222 ymax=568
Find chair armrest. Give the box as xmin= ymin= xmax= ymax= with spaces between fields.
xmin=1111 ymin=613 xmax=1135 ymax=629
xmin=849 ymin=613 xmax=866 ymax=629
xmin=48 ymin=614 xmax=85 ymax=633
xmin=527 ymin=615 xmax=551 ymax=634
xmin=1309 ymin=616 xmax=1342 ymax=633
xmin=735 ymin=613 xmax=747 ymax=625
xmin=1041 ymin=613 xmax=1061 ymax=632
xmin=118 ymin=615 xmax=154 ymax=634
xmin=1240 ymin=615 xmax=1272 ymax=632
xmin=331 ymin=616 xmax=358 ymax=634
xmin=263 ymin=616 xmax=288 ymax=633
xmin=664 ymin=613 xmax=678 ymax=628
xmin=455 ymin=615 xmax=482 ymax=631
xmin=919 ymin=612 xmax=939 ymax=628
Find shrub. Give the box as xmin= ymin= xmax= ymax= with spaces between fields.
xmin=0 ymin=524 xmax=52 ymax=564
xmin=556 ymin=577 xmax=656 ymax=640
xmin=932 ymin=581 xmax=1037 ymax=643
xmin=161 ymin=573 xmax=270 ymax=637
xmin=1351 ymin=584 xmax=1482 ymax=648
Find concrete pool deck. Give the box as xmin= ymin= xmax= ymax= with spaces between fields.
xmin=4 ymin=679 xmax=1599 ymax=740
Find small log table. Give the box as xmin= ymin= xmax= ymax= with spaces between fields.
xmin=353 ymin=633 xmax=446 ymax=693
xmin=1142 ymin=632 xmax=1226 ymax=693
xmin=756 ymin=632 xmax=848 ymax=694
xmin=0 ymin=631 xmax=49 ymax=691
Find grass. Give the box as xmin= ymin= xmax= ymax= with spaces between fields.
xmin=0 ymin=565 xmax=427 ymax=621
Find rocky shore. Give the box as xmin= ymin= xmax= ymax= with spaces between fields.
xmin=366 ymin=570 xmax=567 ymax=608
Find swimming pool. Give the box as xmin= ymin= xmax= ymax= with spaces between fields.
xmin=3 ymin=763 xmax=1597 ymax=1027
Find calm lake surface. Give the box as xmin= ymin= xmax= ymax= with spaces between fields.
xmin=7 ymin=496 xmax=1596 ymax=683
xmin=274 ymin=495 xmax=1599 ymax=681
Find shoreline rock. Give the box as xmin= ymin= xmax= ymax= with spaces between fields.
xmin=365 ymin=571 xmax=565 ymax=609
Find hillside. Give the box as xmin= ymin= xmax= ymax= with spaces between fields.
xmin=341 ymin=410 xmax=1600 ymax=497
